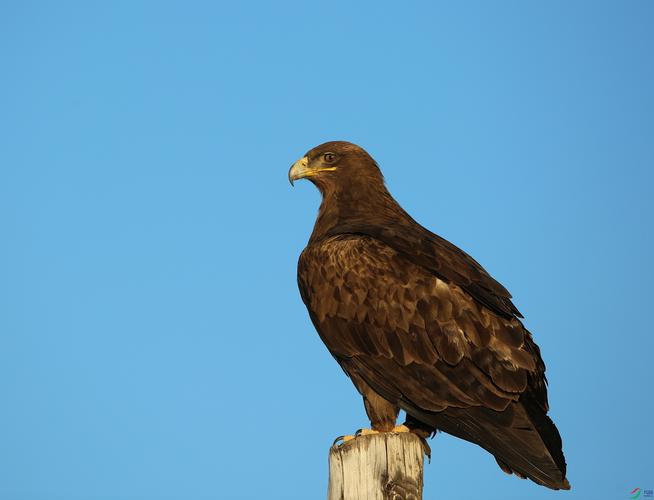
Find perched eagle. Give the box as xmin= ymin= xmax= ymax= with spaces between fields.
xmin=289 ymin=141 xmax=569 ymax=490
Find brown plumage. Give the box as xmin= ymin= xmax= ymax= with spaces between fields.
xmin=289 ymin=141 xmax=569 ymax=490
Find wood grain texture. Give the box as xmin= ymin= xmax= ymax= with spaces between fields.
xmin=328 ymin=433 xmax=424 ymax=500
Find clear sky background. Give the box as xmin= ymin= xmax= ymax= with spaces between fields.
xmin=1 ymin=2 xmax=652 ymax=499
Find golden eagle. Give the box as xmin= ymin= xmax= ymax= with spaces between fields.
xmin=289 ymin=141 xmax=569 ymax=490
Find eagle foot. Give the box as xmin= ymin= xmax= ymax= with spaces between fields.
xmin=356 ymin=428 xmax=381 ymax=437
xmin=332 ymin=425 xmax=411 ymax=447
xmin=332 ymin=434 xmax=355 ymax=446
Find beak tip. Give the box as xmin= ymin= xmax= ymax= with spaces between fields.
xmin=289 ymin=156 xmax=308 ymax=187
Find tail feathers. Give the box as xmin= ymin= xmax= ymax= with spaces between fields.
xmin=406 ymin=398 xmax=570 ymax=490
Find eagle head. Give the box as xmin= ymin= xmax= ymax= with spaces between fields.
xmin=288 ymin=141 xmax=384 ymax=194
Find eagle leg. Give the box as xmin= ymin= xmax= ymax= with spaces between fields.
xmin=347 ymin=369 xmax=400 ymax=430
xmin=333 ymin=368 xmax=424 ymax=448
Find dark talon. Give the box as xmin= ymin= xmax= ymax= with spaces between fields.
xmin=421 ymin=438 xmax=432 ymax=462
xmin=333 ymin=435 xmax=345 ymax=446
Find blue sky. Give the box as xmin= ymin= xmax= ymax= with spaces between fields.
xmin=1 ymin=1 xmax=652 ymax=499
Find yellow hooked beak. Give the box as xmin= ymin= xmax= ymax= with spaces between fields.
xmin=288 ymin=156 xmax=337 ymax=186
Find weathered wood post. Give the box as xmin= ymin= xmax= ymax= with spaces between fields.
xmin=328 ymin=432 xmax=425 ymax=500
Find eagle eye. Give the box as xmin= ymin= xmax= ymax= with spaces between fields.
xmin=323 ymin=152 xmax=336 ymax=163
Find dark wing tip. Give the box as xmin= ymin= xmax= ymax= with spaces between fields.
xmin=496 ymin=456 xmax=570 ymax=490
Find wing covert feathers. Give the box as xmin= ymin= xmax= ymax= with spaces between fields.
xmin=297 ymin=235 xmax=568 ymax=489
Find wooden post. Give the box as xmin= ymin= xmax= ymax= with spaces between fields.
xmin=328 ymin=432 xmax=425 ymax=500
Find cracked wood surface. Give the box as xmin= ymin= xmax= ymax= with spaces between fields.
xmin=328 ymin=432 xmax=425 ymax=500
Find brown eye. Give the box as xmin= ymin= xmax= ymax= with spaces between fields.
xmin=323 ymin=152 xmax=336 ymax=163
